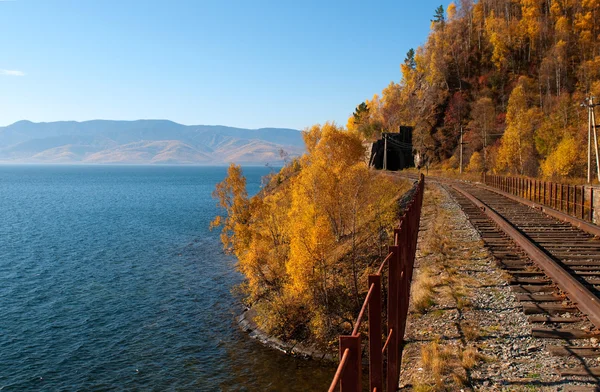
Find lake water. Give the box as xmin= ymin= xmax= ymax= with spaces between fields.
xmin=0 ymin=165 xmax=333 ymax=391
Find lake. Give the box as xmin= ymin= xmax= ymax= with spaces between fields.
xmin=0 ymin=165 xmax=333 ymax=391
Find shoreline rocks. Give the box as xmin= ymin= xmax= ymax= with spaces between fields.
xmin=236 ymin=307 xmax=336 ymax=363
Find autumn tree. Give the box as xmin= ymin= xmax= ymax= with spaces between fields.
xmin=351 ymin=0 xmax=600 ymax=179
xmin=210 ymin=164 xmax=251 ymax=254
xmin=212 ymin=123 xmax=406 ymax=343
xmin=541 ymin=135 xmax=585 ymax=178
xmin=495 ymin=77 xmax=542 ymax=175
xmin=432 ymin=5 xmax=446 ymax=29
xmin=468 ymin=97 xmax=496 ymax=169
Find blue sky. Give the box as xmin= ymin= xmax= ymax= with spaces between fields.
xmin=0 ymin=0 xmax=446 ymax=130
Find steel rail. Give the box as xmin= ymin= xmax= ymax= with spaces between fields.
xmin=401 ymin=172 xmax=600 ymax=237
xmin=451 ymin=183 xmax=600 ymax=330
xmin=477 ymin=182 xmax=600 ymax=237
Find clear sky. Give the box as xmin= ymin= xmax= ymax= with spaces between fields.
xmin=0 ymin=0 xmax=446 ymax=130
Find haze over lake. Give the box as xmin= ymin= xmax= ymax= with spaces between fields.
xmin=0 ymin=120 xmax=304 ymax=165
xmin=0 ymin=165 xmax=332 ymax=391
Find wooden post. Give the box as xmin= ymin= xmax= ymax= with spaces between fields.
xmin=591 ymin=188 xmax=595 ymax=223
xmin=589 ymin=99 xmax=592 ymax=184
xmin=368 ymin=275 xmax=382 ymax=392
xmin=339 ymin=335 xmax=361 ymax=392
xmin=592 ymin=99 xmax=600 ymax=182
xmin=459 ymin=127 xmax=463 ymax=175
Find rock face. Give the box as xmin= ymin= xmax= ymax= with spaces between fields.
xmin=0 ymin=120 xmax=305 ymax=165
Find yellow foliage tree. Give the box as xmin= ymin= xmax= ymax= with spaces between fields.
xmin=466 ymin=151 xmax=483 ymax=173
xmin=541 ymin=135 xmax=585 ymax=178
xmin=495 ymin=78 xmax=542 ymax=175
xmin=212 ymin=122 xmax=406 ymax=343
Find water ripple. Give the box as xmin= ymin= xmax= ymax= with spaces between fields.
xmin=0 ymin=165 xmax=333 ymax=391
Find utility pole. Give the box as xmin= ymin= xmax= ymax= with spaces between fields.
xmin=593 ymin=97 xmax=600 ymax=183
xmin=589 ymin=99 xmax=592 ymax=183
xmin=582 ymin=97 xmax=600 ymax=183
xmin=383 ymin=134 xmax=388 ymax=171
xmin=483 ymin=128 xmax=487 ymax=172
xmin=459 ymin=126 xmax=464 ymax=174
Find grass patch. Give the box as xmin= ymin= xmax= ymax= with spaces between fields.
xmin=412 ymin=268 xmax=437 ymax=314
xmin=461 ymin=346 xmax=483 ymax=370
xmin=415 ymin=341 xmax=471 ymax=391
xmin=461 ymin=321 xmax=481 ymax=342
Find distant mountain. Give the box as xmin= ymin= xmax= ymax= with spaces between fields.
xmin=0 ymin=120 xmax=305 ymax=164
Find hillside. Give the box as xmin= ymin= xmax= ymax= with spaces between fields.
xmin=0 ymin=120 xmax=304 ymax=165
xmin=348 ymin=0 xmax=600 ymax=179
xmin=211 ymin=124 xmax=409 ymax=346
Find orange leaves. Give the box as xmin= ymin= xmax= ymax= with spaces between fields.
xmin=541 ymin=135 xmax=585 ymax=178
xmin=485 ymin=11 xmax=511 ymax=70
xmin=466 ymin=151 xmax=484 ymax=173
xmin=519 ymin=0 xmax=541 ymax=49
xmin=212 ymin=122 xmax=404 ymax=342
xmin=496 ymin=78 xmax=542 ymax=175
xmin=211 ymin=164 xmax=250 ymax=254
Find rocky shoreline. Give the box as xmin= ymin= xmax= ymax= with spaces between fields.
xmin=236 ymin=307 xmax=336 ymax=363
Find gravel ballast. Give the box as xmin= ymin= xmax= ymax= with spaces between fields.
xmin=399 ymin=182 xmax=600 ymax=391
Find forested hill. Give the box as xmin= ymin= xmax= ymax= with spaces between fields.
xmin=0 ymin=120 xmax=304 ymax=165
xmin=348 ymin=0 xmax=600 ymax=178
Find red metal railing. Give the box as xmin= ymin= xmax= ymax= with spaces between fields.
xmin=484 ymin=174 xmax=596 ymax=223
xmin=328 ymin=174 xmax=425 ymax=392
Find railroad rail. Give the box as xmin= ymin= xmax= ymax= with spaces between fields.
xmin=484 ymin=174 xmax=598 ymax=225
xmin=328 ymin=174 xmax=425 ymax=392
xmin=440 ymin=177 xmax=600 ymax=380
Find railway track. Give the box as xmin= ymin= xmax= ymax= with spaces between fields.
xmin=440 ymin=179 xmax=600 ymax=386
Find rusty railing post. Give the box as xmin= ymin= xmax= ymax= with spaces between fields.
xmin=560 ymin=183 xmax=564 ymax=211
xmin=519 ymin=177 xmax=522 ymax=197
xmin=521 ymin=178 xmax=524 ymax=198
xmin=368 ymin=274 xmax=382 ymax=392
xmin=339 ymin=335 xmax=361 ymax=392
xmin=387 ymin=244 xmax=400 ymax=392
xmin=398 ymin=227 xmax=409 ymax=343
xmin=581 ymin=186 xmax=585 ymax=220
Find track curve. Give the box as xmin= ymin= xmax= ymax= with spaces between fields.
xmin=412 ymin=174 xmax=600 ymax=381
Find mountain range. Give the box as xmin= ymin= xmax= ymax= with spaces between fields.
xmin=0 ymin=120 xmax=305 ymax=165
